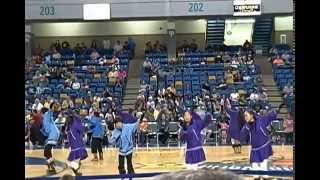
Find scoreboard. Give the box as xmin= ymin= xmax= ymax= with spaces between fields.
xmin=233 ymin=0 xmax=261 ymax=16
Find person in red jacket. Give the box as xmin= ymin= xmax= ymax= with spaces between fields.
xmin=30 ymin=109 xmax=44 ymax=146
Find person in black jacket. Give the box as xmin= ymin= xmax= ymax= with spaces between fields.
xmin=157 ymin=109 xmax=169 ymax=145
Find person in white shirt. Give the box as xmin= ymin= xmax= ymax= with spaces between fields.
xmin=32 ymin=99 xmax=43 ymax=112
xmin=113 ymin=40 xmax=123 ymax=54
xmin=55 ymin=113 xmax=66 ymax=124
xmin=249 ymin=92 xmax=259 ymax=101
xmin=147 ymin=96 xmax=155 ymax=110
xmin=72 ymin=82 xmax=80 ymax=90
xmin=102 ymin=40 xmax=111 ymax=50
xmin=230 ymin=92 xmax=240 ymax=102
xmin=90 ymin=50 xmax=100 ymax=60
xmin=243 ymin=74 xmax=251 ymax=81
xmin=51 ymin=47 xmax=61 ymax=60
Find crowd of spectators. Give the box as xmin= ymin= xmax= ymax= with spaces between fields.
xmin=25 ymin=39 xmax=134 ymax=148
xmin=144 ymin=40 xmax=167 ymax=54
xmin=134 ymin=45 xmax=281 ymax=146
xmin=33 ymin=38 xmax=136 ymax=62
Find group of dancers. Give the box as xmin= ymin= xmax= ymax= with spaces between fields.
xmin=40 ymin=99 xmax=281 ymax=177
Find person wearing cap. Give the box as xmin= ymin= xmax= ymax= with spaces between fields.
xmin=109 ymin=112 xmax=139 ymax=179
xmin=240 ymin=107 xmax=279 ymax=171
xmin=88 ymin=111 xmax=105 ymax=161
xmin=179 ymin=111 xmax=213 ymax=170
xmin=40 ymin=102 xmax=61 ymax=174
xmin=65 ymin=110 xmax=88 ymax=175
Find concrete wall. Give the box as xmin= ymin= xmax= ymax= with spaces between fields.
xmin=31 ymin=20 xmax=206 ymax=36
xmin=26 ymin=0 xmax=293 ymax=20
xmin=273 ymin=16 xmax=294 ymax=46
xmin=274 ymin=31 xmax=294 ymax=47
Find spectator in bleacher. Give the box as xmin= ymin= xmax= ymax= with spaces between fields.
xmin=258 ymin=88 xmax=268 ymax=102
xmin=242 ymin=73 xmax=251 ymax=82
xmin=283 ymin=114 xmax=294 ymax=144
xmin=39 ymin=63 xmax=50 ymax=75
xmin=232 ymin=70 xmax=241 ymax=82
xmin=283 ymin=83 xmax=294 ymax=98
xmin=222 ymin=53 xmax=232 ymax=63
xmin=80 ymin=42 xmax=87 ymax=50
xmin=231 ymin=57 xmax=240 ymax=66
xmin=135 ymin=95 xmax=146 ymax=112
xmin=123 ymin=41 xmax=129 ymax=51
xmin=153 ymin=43 xmax=161 ymax=53
xmin=105 ymin=55 xmax=119 ymax=66
xmin=181 ymin=40 xmax=190 ymax=52
xmin=33 ymin=44 xmax=44 ymax=57
xmin=54 ymin=40 xmax=61 ymax=51
xmin=157 ymin=110 xmax=170 ymax=145
xmin=144 ymin=107 xmax=155 ymax=122
xmin=91 ymin=40 xmax=98 ymax=49
xmin=281 ymin=53 xmax=291 ymax=63
xmin=139 ymin=117 xmax=150 ymax=146
xmin=249 ymin=90 xmax=259 ymax=101
xmin=272 ymin=55 xmax=285 ymax=67
xmin=189 ymin=39 xmax=198 ymax=52
xmin=159 ymin=44 xmax=167 ymax=53
xmin=61 ymin=41 xmax=71 ymax=50
xmin=167 ymin=84 xmax=176 ymax=96
xmin=102 ymin=39 xmax=111 ymax=52
xmin=147 ymin=96 xmax=155 ymax=110
xmin=225 ymin=70 xmax=234 ymax=85
xmin=90 ymin=49 xmax=100 ymax=60
xmin=32 ymin=98 xmax=44 ymax=112
xmin=128 ymin=37 xmax=136 ymax=57
xmin=230 ymin=90 xmax=240 ymax=103
xmin=145 ymin=41 xmax=153 ymax=54
xmin=74 ymin=43 xmax=82 ymax=55
xmin=153 ymin=40 xmax=160 ymax=51
xmin=242 ymin=40 xmax=252 ymax=49
xmin=72 ymin=80 xmax=81 ymax=90
xmin=51 ymin=46 xmax=62 ymax=60
xmin=114 ymin=40 xmax=123 ymax=55
xmin=143 ymin=59 xmax=152 ymax=73
xmin=215 ymin=52 xmax=223 ymax=63
xmin=117 ymin=69 xmax=127 ymax=86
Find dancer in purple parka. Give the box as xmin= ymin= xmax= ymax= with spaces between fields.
xmin=180 ymin=111 xmax=212 ymax=170
xmin=65 ymin=110 xmax=88 ymax=175
xmin=225 ymin=98 xmax=243 ymax=154
xmin=240 ymin=108 xmax=279 ymax=171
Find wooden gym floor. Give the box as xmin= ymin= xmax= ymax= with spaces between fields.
xmin=25 ymin=145 xmax=293 ymax=179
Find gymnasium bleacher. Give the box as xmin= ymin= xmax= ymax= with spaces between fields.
xmin=25 ymin=50 xmax=130 ymax=114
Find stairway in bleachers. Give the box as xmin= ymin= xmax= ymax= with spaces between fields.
xmin=206 ymin=19 xmax=225 ymax=46
xmin=122 ymin=58 xmax=144 ymax=111
xmin=262 ymin=75 xmax=288 ymax=119
xmin=252 ymin=18 xmax=274 ymax=55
